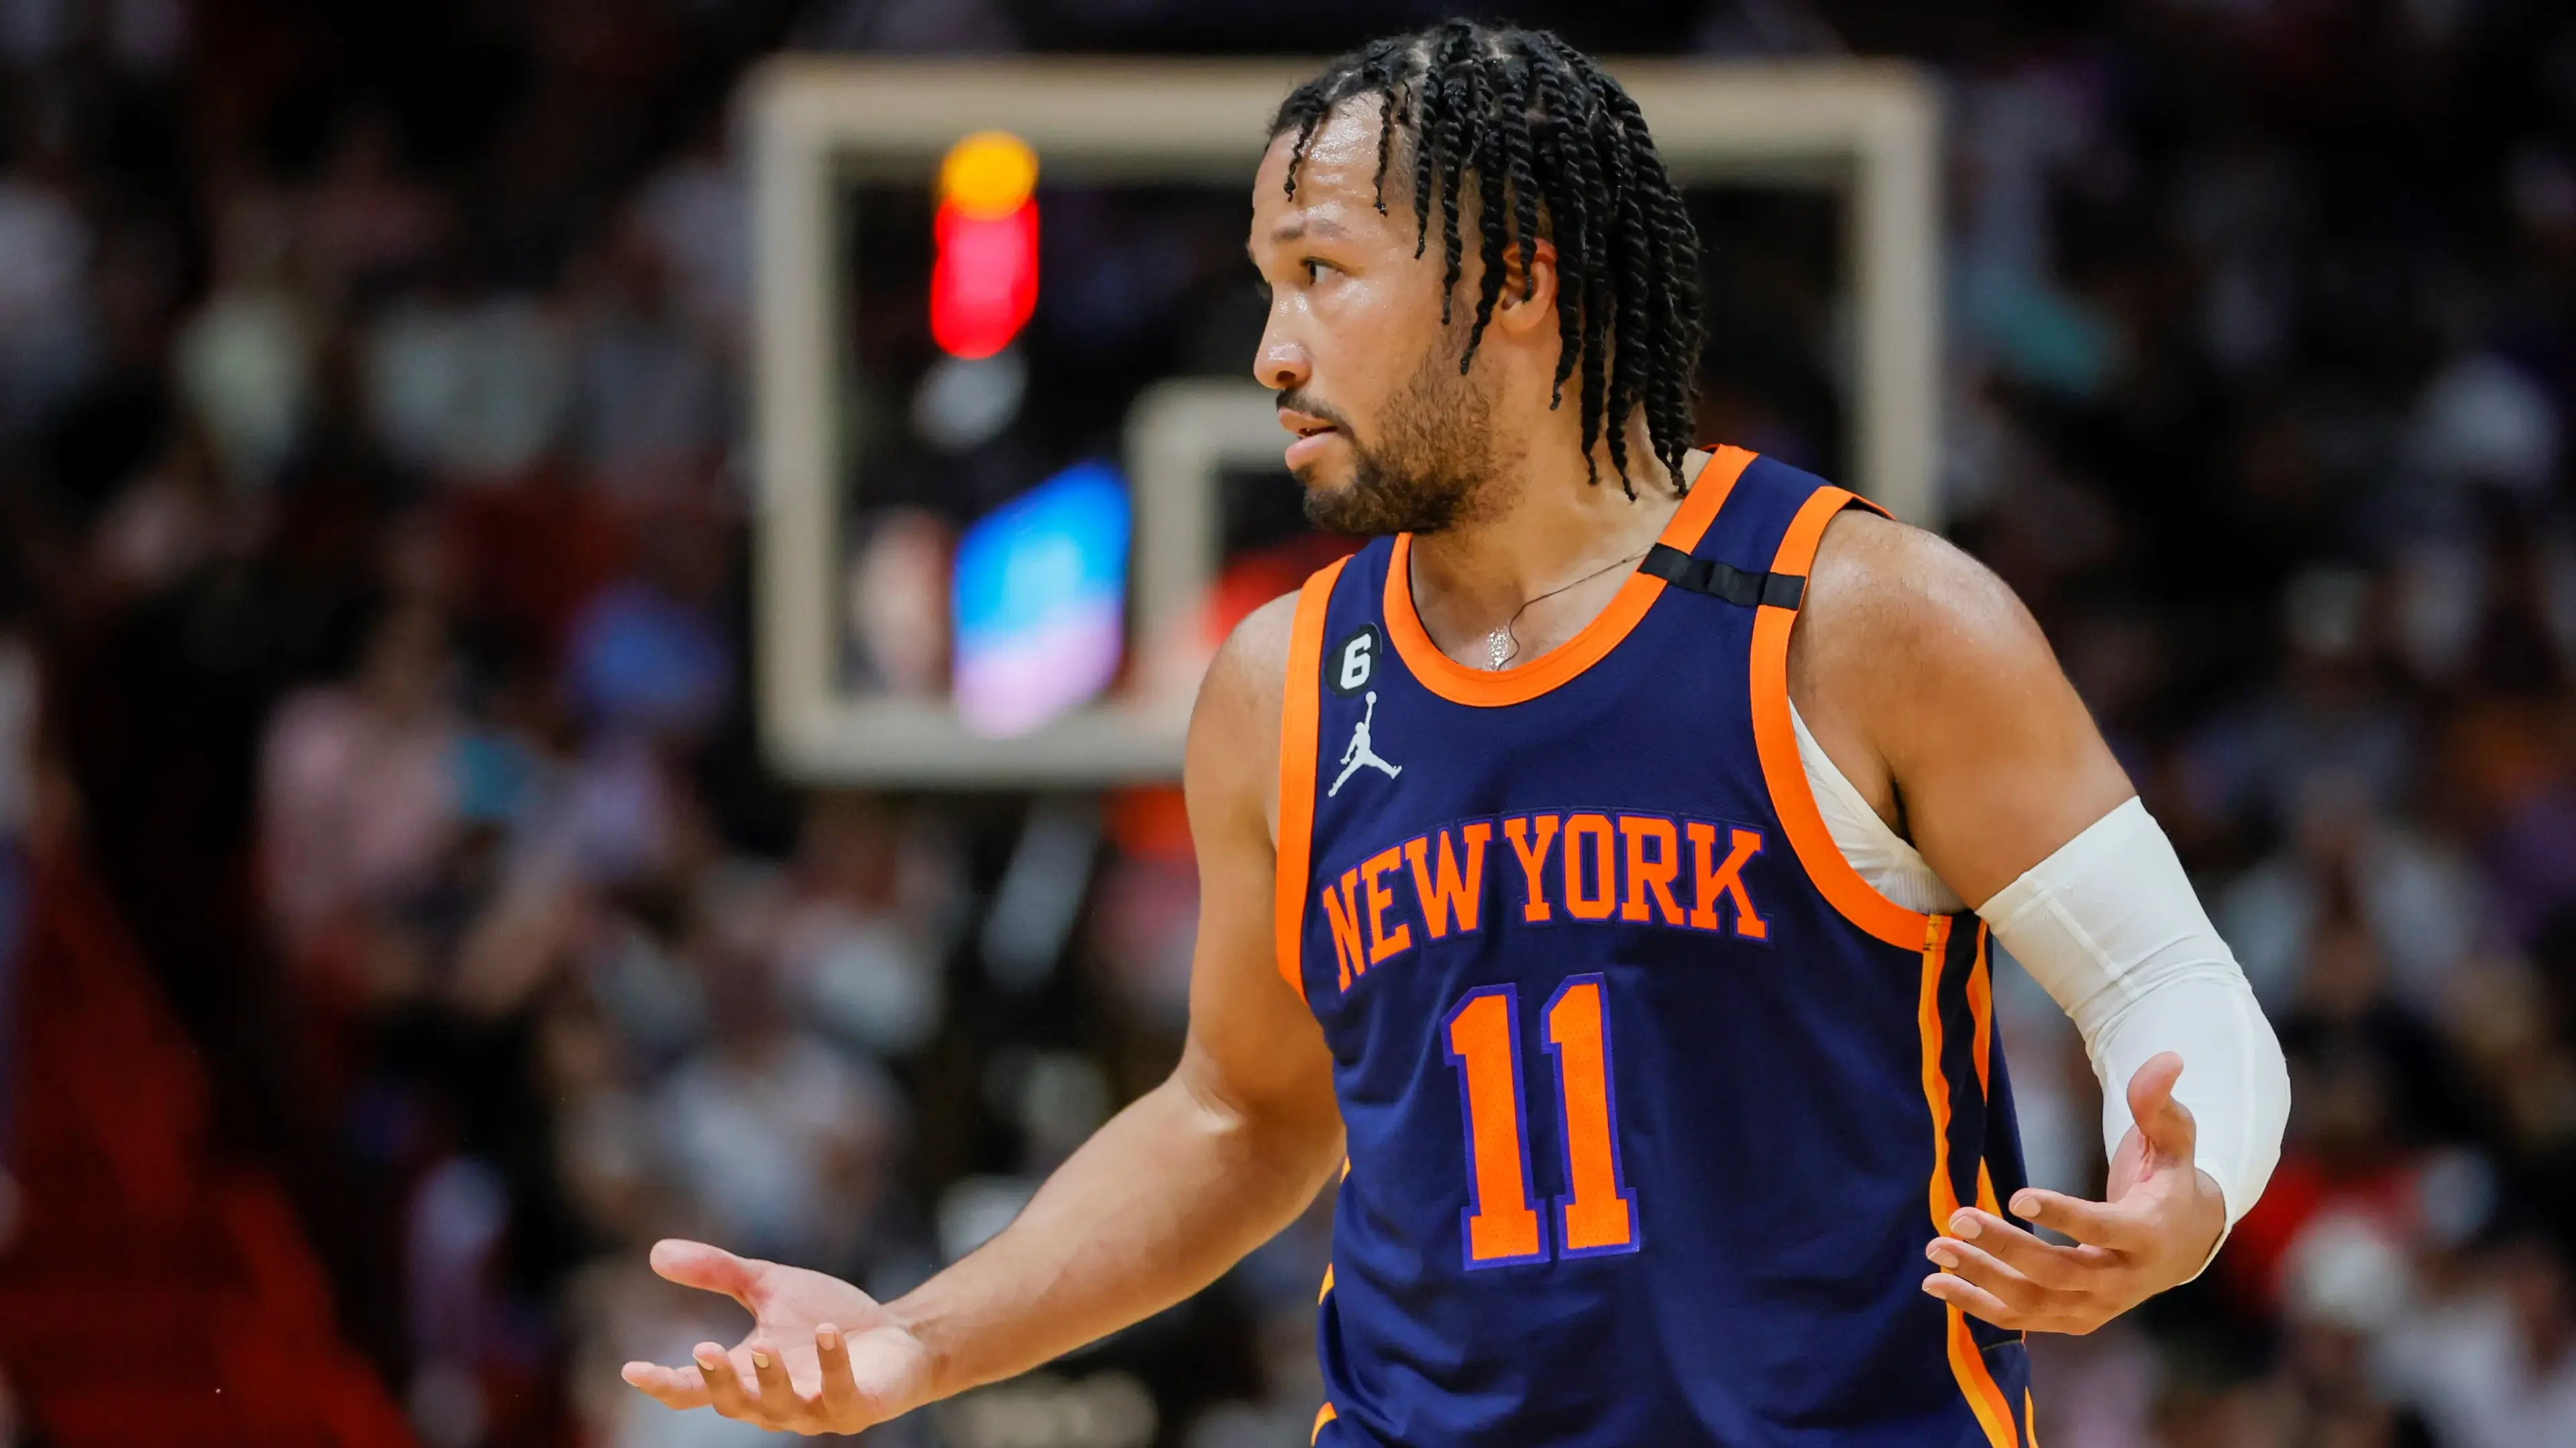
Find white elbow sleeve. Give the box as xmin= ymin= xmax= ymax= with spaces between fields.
xmin=1975 ymin=797 xmax=2290 ymax=1231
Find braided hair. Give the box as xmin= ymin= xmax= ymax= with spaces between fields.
xmin=1269 ymin=21 xmax=1705 ymax=496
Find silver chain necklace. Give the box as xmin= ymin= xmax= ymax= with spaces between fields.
xmin=1484 ymin=547 xmax=1652 ymax=670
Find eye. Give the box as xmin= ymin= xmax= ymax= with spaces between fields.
xmin=1301 ymin=258 xmax=1334 ymax=283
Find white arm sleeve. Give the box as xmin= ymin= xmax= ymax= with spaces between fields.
xmin=1975 ymin=797 xmax=2290 ymax=1237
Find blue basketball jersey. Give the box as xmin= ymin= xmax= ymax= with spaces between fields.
xmin=1272 ymin=450 xmax=2036 ymax=1447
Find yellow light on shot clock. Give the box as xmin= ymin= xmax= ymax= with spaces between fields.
xmin=940 ymin=130 xmax=1038 ymax=220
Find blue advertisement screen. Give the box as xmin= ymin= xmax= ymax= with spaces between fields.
xmin=949 ymin=459 xmax=1132 ymax=736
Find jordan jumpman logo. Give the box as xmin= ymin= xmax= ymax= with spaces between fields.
xmin=1330 ymin=691 xmax=1403 ymax=797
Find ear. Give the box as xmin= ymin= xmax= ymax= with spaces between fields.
xmin=1490 ymin=235 xmax=1560 ymax=337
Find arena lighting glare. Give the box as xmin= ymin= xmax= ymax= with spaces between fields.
xmin=931 ymin=129 xmax=1040 ymax=359
xmin=950 ymin=459 xmax=1131 ymax=738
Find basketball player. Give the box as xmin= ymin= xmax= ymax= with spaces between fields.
xmin=623 ymin=22 xmax=2289 ymax=1443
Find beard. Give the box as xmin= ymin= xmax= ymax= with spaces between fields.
xmin=1292 ymin=338 xmax=1501 ymax=538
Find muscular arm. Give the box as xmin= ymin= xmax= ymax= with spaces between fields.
xmin=891 ymin=596 xmax=1345 ymax=1395
xmin=1787 ymin=510 xmax=2131 ymax=904
xmin=1790 ymin=510 xmax=2284 ymax=1333
xmin=621 ymin=597 xmax=1344 ymax=1429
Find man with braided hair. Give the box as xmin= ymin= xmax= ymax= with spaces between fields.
xmin=624 ymin=21 xmax=2286 ymax=1443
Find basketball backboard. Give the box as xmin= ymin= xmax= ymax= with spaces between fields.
xmin=746 ymin=57 xmax=1939 ymax=786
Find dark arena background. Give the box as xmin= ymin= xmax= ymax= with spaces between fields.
xmin=2 ymin=1 xmax=2575 ymax=1445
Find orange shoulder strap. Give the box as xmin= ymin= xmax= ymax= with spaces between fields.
xmin=1272 ymin=557 xmax=1348 ymax=1001
xmin=1743 ymin=486 xmax=1933 ymax=951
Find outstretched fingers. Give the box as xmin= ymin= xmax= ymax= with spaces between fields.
xmin=1923 ymin=1241 xmax=2090 ymax=1333
xmin=625 ymin=1341 xmax=835 ymax=1431
xmin=1943 ymin=1208 xmax=2117 ymax=1288
xmin=817 ymin=1324 xmax=865 ymax=1424
xmin=750 ymin=1340 xmax=802 ymax=1408
xmin=1923 ymin=1205 xmax=2154 ymax=1332
xmin=694 ymin=1342 xmax=764 ymax=1421
xmin=1921 ymin=1266 xmax=2019 ymax=1326
xmin=1926 ymin=1223 xmax=2061 ymax=1319
xmin=2008 ymin=1188 xmax=2153 ymax=1253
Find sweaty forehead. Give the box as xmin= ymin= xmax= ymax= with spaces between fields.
xmin=1250 ymin=106 xmax=1399 ymax=237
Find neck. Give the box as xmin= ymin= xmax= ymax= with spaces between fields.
xmin=1406 ymin=431 xmax=1707 ymax=665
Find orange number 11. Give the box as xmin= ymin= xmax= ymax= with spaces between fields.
xmin=1442 ymin=974 xmax=1640 ymax=1269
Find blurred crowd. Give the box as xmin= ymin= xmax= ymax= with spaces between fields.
xmin=5 ymin=0 xmax=2576 ymax=1446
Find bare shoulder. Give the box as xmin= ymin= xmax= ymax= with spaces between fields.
xmin=1792 ymin=508 xmax=2052 ymax=704
xmin=1794 ymin=505 xmax=2133 ymax=903
xmin=1196 ymin=591 xmax=1300 ymax=747
xmin=1187 ymin=591 xmax=1303 ymax=843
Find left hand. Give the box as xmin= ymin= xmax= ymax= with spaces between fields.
xmin=1919 ymin=1052 xmax=2226 ymax=1335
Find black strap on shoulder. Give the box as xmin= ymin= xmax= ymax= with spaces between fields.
xmin=1639 ymin=543 xmax=1807 ymax=611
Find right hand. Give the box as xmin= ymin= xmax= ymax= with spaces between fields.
xmin=620 ymin=1239 xmax=937 ymax=1435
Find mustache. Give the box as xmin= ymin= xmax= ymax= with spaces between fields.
xmin=1277 ymin=391 xmax=1354 ymax=433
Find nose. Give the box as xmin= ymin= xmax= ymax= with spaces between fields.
xmin=1254 ymin=323 xmax=1310 ymax=394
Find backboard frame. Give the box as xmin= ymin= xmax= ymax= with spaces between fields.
xmin=746 ymin=56 xmax=1940 ymax=787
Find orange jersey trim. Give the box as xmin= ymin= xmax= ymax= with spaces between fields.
xmin=1311 ymin=1402 xmax=1338 ymax=1444
xmin=1746 ymin=484 xmax=1928 ymax=950
xmin=1273 ymin=557 xmax=1350 ymax=1001
xmin=1946 ymin=1311 xmax=2020 ymax=1448
xmin=1918 ymin=916 xmax=2023 ymax=1448
xmin=1379 ymin=447 xmax=1758 ymax=708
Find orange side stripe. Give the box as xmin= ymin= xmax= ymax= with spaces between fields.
xmin=1273 ymin=557 xmax=1350 ymax=1000
xmin=1947 ymin=1311 xmax=2021 ymax=1448
xmin=1380 ymin=446 xmax=1756 ymax=707
xmin=1311 ymin=1402 xmax=1337 ymax=1444
xmin=1318 ymin=1264 xmax=1334 ymax=1302
xmin=1748 ymin=485 xmax=1929 ymax=950
xmin=1919 ymin=915 xmax=2019 ymax=1448
xmin=2026 ymin=1387 xmax=2041 ymax=1447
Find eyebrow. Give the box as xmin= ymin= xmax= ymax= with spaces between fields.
xmin=1250 ymin=215 xmax=1352 ymax=259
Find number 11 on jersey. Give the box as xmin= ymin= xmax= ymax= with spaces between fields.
xmin=1442 ymin=974 xmax=1640 ymax=1268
